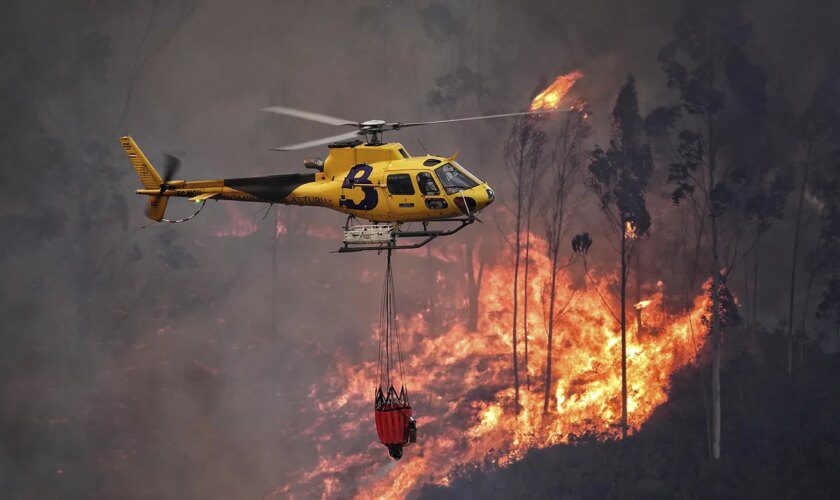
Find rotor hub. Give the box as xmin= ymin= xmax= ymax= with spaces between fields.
xmin=360 ymin=119 xmax=386 ymax=129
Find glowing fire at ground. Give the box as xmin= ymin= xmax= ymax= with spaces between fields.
xmin=275 ymin=235 xmax=710 ymax=499
xmin=214 ymin=204 xmax=258 ymax=237
xmin=530 ymin=70 xmax=584 ymax=111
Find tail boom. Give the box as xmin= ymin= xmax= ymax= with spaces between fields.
xmin=134 ymin=174 xmax=318 ymax=204
xmin=122 ymin=136 xmax=323 ymax=221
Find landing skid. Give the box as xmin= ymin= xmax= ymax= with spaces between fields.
xmin=337 ymin=217 xmax=476 ymax=253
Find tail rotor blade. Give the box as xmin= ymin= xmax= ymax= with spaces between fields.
xmin=159 ymin=154 xmax=181 ymax=194
xmin=162 ymin=154 xmax=181 ymax=185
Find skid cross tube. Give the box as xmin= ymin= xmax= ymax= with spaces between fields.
xmin=337 ymin=217 xmax=475 ymax=253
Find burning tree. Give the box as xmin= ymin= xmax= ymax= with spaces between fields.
xmin=588 ymin=75 xmax=654 ymax=439
xmin=522 ymin=71 xmax=584 ymax=391
xmin=541 ymin=99 xmax=592 ymax=414
xmin=503 ymin=113 xmax=546 ymax=412
xmin=499 ymin=71 xmax=583 ymax=410
xmin=521 ymin=127 xmax=548 ymax=391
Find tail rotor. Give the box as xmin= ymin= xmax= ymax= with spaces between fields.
xmin=146 ymin=154 xmax=181 ymax=220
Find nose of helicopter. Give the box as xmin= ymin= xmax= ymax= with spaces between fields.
xmin=464 ymin=184 xmax=494 ymax=213
xmin=478 ymin=184 xmax=495 ymax=210
xmin=453 ymin=183 xmax=494 ymax=215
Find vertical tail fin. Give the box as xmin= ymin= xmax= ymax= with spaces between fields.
xmin=147 ymin=196 xmax=169 ymax=222
xmin=120 ymin=136 xmax=168 ymax=221
xmin=120 ymin=136 xmax=163 ymax=189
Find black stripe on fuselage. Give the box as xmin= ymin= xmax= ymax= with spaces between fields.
xmin=223 ymin=173 xmax=315 ymax=202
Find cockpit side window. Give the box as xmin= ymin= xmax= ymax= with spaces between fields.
xmin=416 ymin=172 xmax=440 ymax=195
xmin=434 ymin=163 xmax=479 ymax=194
xmin=386 ymin=174 xmax=415 ymax=195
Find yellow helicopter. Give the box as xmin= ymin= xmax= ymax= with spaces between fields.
xmin=122 ymin=106 xmax=553 ymax=252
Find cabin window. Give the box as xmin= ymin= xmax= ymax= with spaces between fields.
xmin=425 ymin=198 xmax=448 ymax=210
xmin=387 ymin=174 xmax=415 ymax=195
xmin=434 ymin=163 xmax=479 ymax=194
xmin=416 ymin=172 xmax=440 ymax=195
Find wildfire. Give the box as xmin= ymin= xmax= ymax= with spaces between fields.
xmin=529 ymin=70 xmax=584 ymax=111
xmin=214 ymin=204 xmax=257 ymax=237
xmin=634 ymin=299 xmax=653 ymax=310
xmin=624 ymin=220 xmax=637 ymax=239
xmin=276 ymin=234 xmax=710 ymax=499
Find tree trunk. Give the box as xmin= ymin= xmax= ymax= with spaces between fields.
xmin=705 ymin=63 xmax=722 ymax=458
xmin=544 ymin=254 xmax=559 ymax=415
xmin=743 ymin=253 xmax=749 ymax=323
xmin=620 ymin=225 xmax=628 ymax=439
xmin=512 ymin=205 xmax=522 ymax=414
xmin=752 ymin=247 xmax=759 ymax=351
xmin=798 ymin=272 xmax=814 ymax=365
xmin=787 ymin=148 xmax=811 ymax=375
xmin=523 ymin=220 xmax=532 ymax=389
xmin=710 ymin=215 xmax=722 ymax=460
xmin=427 ymin=245 xmax=438 ymax=329
xmin=466 ymin=240 xmax=483 ymax=332
xmin=634 ymin=248 xmax=642 ymax=333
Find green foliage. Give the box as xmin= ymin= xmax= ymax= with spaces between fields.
xmin=571 ymin=232 xmax=592 ymax=256
xmin=588 ymin=76 xmax=653 ymax=236
xmin=701 ymin=272 xmax=742 ymax=329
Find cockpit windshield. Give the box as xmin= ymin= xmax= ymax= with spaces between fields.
xmin=434 ymin=163 xmax=480 ymax=194
xmin=451 ymin=161 xmax=482 ymax=184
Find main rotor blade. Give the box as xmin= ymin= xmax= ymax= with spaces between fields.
xmin=270 ymin=130 xmax=363 ymax=151
xmin=262 ymin=105 xmax=357 ymax=127
xmin=398 ymin=109 xmax=565 ymax=128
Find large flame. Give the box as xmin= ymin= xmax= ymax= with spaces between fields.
xmin=274 ymin=234 xmax=710 ymax=499
xmin=530 ymin=70 xmax=584 ymax=111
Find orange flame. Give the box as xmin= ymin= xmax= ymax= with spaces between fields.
xmin=276 ymin=233 xmax=710 ymax=499
xmin=530 ymin=70 xmax=584 ymax=111
xmin=624 ymin=221 xmax=637 ymax=240
xmin=634 ymin=299 xmax=653 ymax=310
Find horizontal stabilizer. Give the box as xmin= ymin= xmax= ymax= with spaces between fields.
xmin=189 ymin=192 xmax=219 ymax=203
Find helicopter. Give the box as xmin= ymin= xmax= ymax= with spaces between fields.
xmin=122 ymin=106 xmax=557 ymax=252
